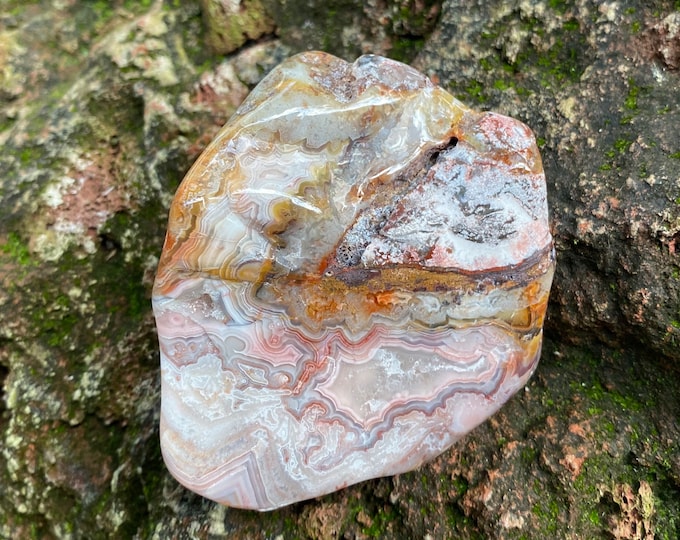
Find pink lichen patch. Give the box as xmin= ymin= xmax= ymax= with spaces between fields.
xmin=568 ymin=422 xmax=587 ymax=438
xmin=193 ymin=63 xmax=249 ymax=112
xmin=45 ymin=158 xmax=129 ymax=239
xmin=43 ymin=421 xmax=114 ymax=502
xmin=177 ymin=62 xmax=250 ymax=143
xmin=560 ymin=452 xmax=586 ymax=478
xmin=637 ymin=13 xmax=680 ymax=71
xmin=28 ymin=147 xmax=134 ymax=262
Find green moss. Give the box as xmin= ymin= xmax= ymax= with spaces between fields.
xmin=614 ymin=138 xmax=632 ymax=153
xmin=24 ymin=278 xmax=80 ymax=350
xmin=18 ymin=145 xmax=44 ymax=166
xmin=460 ymin=79 xmax=489 ymax=104
xmin=203 ymin=0 xmax=274 ymax=55
xmin=474 ymin=9 xmax=590 ymax=98
xmin=562 ymin=19 xmax=579 ymax=31
xmin=521 ymin=446 xmax=538 ymax=464
xmin=531 ymin=498 xmax=560 ymax=534
xmin=395 ymin=1 xmax=438 ymax=34
xmin=542 ymin=344 xmax=680 ymax=536
xmin=91 ymin=241 xmax=149 ymax=324
xmin=534 ymin=38 xmax=583 ymax=85
xmin=573 ymin=458 xmax=609 ymax=499
xmin=625 ymin=79 xmax=640 ymax=111
xmin=494 ymin=79 xmax=511 ymax=91
xmin=390 ymin=37 xmax=426 ymax=63
xmin=45 ymin=310 xmax=78 ymax=347
xmin=571 ymin=373 xmax=643 ymax=417
xmin=91 ymin=0 xmax=114 ymax=20
xmin=362 ymin=506 xmax=397 ymax=537
xmin=548 ymin=0 xmax=568 ymax=14
xmin=586 ymin=507 xmax=602 ymax=526
xmin=127 ymin=0 xmax=153 ymax=8
xmin=600 ymin=136 xmax=635 ymax=171
xmin=478 ymin=57 xmax=493 ymax=71
xmin=451 ymin=476 xmax=469 ymax=496
xmin=638 ymin=162 xmax=649 ymax=178
xmin=1 ymin=232 xmax=33 ymax=266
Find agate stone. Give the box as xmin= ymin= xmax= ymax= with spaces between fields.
xmin=153 ymin=51 xmax=555 ymax=511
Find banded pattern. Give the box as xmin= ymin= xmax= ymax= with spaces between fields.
xmin=153 ymin=51 xmax=555 ymax=510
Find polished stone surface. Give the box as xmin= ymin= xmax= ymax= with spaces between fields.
xmin=153 ymin=51 xmax=554 ymax=510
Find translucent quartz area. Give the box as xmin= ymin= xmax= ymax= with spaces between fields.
xmin=153 ymin=51 xmax=555 ymax=511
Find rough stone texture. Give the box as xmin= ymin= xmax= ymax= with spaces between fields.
xmin=0 ymin=0 xmax=678 ymax=538
xmin=199 ymin=0 xmax=275 ymax=54
xmin=261 ymin=0 xmax=441 ymax=62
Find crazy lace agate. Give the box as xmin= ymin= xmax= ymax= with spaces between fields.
xmin=153 ymin=51 xmax=555 ymax=511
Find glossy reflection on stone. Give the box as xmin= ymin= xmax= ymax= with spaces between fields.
xmin=152 ymin=51 xmax=555 ymax=511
